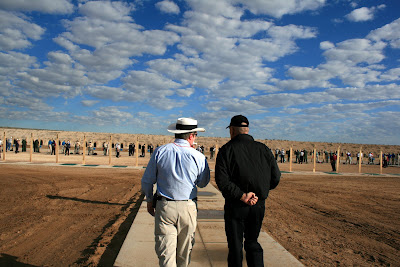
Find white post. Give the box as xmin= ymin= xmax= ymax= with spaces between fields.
xmin=30 ymin=133 xmax=33 ymax=162
xmin=83 ymin=136 xmax=86 ymax=165
xmin=336 ymin=146 xmax=340 ymax=173
xmin=56 ymin=134 xmax=59 ymax=163
xmin=109 ymin=136 xmax=112 ymax=165
xmin=3 ymin=132 xmax=6 ymax=161
xmin=313 ymin=147 xmax=316 ymax=173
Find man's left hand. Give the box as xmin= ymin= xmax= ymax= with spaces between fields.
xmin=147 ymin=202 xmax=155 ymax=216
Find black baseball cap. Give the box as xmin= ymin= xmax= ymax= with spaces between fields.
xmin=226 ymin=115 xmax=249 ymax=128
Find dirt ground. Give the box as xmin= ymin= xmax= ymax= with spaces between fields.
xmin=1 ymin=152 xmax=399 ymax=266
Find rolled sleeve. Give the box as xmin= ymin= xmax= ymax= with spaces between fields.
xmin=196 ymin=159 xmax=210 ymax=188
xmin=141 ymin=152 xmax=157 ymax=202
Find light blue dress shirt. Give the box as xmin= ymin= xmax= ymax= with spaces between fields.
xmin=141 ymin=139 xmax=210 ymax=202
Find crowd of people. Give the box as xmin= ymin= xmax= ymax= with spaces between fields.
xmin=271 ymin=148 xmax=400 ymax=167
xmin=1 ymin=136 xmax=399 ymax=167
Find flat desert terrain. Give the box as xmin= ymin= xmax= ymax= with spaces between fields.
xmin=1 ymin=127 xmax=400 ymax=266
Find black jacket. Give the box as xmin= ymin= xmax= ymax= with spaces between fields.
xmin=215 ymin=134 xmax=280 ymax=201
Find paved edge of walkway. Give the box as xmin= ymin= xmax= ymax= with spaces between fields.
xmin=113 ymin=183 xmax=304 ymax=267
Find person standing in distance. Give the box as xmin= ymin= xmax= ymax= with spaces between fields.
xmin=215 ymin=115 xmax=281 ymax=267
xmin=141 ymin=117 xmax=210 ymax=267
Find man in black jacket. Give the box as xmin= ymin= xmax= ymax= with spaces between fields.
xmin=215 ymin=115 xmax=281 ymax=267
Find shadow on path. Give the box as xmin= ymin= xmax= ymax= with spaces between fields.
xmin=46 ymin=195 xmax=126 ymax=206
xmin=73 ymin=192 xmax=145 ymax=266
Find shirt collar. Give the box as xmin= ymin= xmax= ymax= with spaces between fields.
xmin=174 ymin=138 xmax=191 ymax=146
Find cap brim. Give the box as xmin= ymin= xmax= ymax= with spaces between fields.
xmin=167 ymin=123 xmax=206 ymax=133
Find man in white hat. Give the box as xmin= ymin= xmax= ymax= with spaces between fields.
xmin=141 ymin=117 xmax=210 ymax=267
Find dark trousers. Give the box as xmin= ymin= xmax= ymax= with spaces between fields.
xmin=224 ymin=200 xmax=265 ymax=267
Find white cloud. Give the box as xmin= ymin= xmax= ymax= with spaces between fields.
xmin=91 ymin=106 xmax=133 ymax=124
xmin=0 ymin=51 xmax=37 ymax=77
xmin=327 ymin=84 xmax=400 ymax=101
xmin=86 ymin=86 xmax=137 ymax=102
xmin=251 ymin=91 xmax=337 ymax=108
xmin=0 ymin=0 xmax=399 ymax=144
xmin=0 ymin=10 xmax=45 ymax=51
xmin=176 ymin=88 xmax=195 ymax=97
xmin=320 ymin=41 xmax=334 ymax=50
xmin=73 ymin=106 xmax=134 ymax=127
xmin=278 ymin=33 xmax=390 ymax=89
xmin=53 ymin=1 xmax=180 ymax=79
xmin=81 ymin=100 xmax=99 ymax=107
xmin=158 ymin=10 xmax=317 ymax=98
xmin=280 ymin=108 xmax=302 ymax=114
xmin=156 ymin=0 xmax=180 ymax=15
xmin=186 ymin=0 xmax=243 ymax=19
xmin=323 ymin=39 xmax=386 ymax=65
xmin=303 ymin=100 xmax=400 ymax=115
xmin=346 ymin=7 xmax=374 ymax=22
xmin=367 ymin=18 xmax=400 ymax=49
xmin=79 ymin=1 xmax=135 ymax=22
xmin=345 ymin=5 xmax=386 ymax=22
xmin=123 ymin=70 xmax=180 ymax=95
xmin=380 ymin=68 xmax=400 ymax=81
xmin=0 ymin=0 xmax=74 ymax=14
xmin=233 ymin=0 xmax=326 ymax=18
xmin=12 ymin=52 xmax=88 ymax=98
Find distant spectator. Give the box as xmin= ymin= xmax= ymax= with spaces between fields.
xmin=65 ymin=141 xmax=70 ymax=155
xmin=331 ymin=153 xmax=337 ymax=172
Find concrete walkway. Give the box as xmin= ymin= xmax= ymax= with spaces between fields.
xmin=114 ymin=183 xmax=303 ymax=267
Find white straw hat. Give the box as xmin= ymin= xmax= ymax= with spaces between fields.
xmin=167 ymin=118 xmax=206 ymax=134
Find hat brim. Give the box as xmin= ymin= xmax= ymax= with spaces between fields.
xmin=167 ymin=123 xmax=205 ymax=133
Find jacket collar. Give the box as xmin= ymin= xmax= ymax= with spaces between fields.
xmin=232 ymin=134 xmax=254 ymax=142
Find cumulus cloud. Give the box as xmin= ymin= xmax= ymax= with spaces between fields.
xmin=86 ymin=86 xmax=138 ymax=102
xmin=0 ymin=51 xmax=37 ymax=77
xmin=234 ymin=0 xmax=326 ymax=18
xmin=159 ymin=8 xmax=317 ymax=99
xmin=81 ymin=100 xmax=99 ymax=107
xmin=73 ymin=106 xmax=134 ymax=126
xmin=156 ymin=0 xmax=180 ymax=14
xmin=0 ymin=10 xmax=45 ymax=51
xmin=0 ymin=0 xmax=399 ymax=144
xmin=78 ymin=1 xmax=135 ymax=22
xmin=327 ymin=84 xmax=400 ymax=101
xmin=0 ymin=0 xmax=74 ymax=14
xmin=367 ymin=18 xmax=400 ymax=49
xmin=320 ymin=41 xmax=334 ymax=50
xmin=13 ymin=51 xmax=88 ymax=98
xmin=251 ymin=91 xmax=337 ymax=108
xmin=53 ymin=1 xmax=179 ymax=79
xmin=345 ymin=5 xmax=386 ymax=22
xmin=176 ymin=87 xmax=195 ymax=97
xmin=323 ymin=39 xmax=386 ymax=65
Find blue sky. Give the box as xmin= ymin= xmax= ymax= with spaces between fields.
xmin=1 ymin=0 xmax=399 ymax=145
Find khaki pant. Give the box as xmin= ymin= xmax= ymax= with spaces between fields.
xmin=155 ymin=199 xmax=197 ymax=267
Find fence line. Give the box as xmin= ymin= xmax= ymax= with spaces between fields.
xmin=1 ymin=132 xmax=399 ymax=173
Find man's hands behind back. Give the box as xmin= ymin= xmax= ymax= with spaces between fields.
xmin=240 ymin=192 xmax=258 ymax=206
